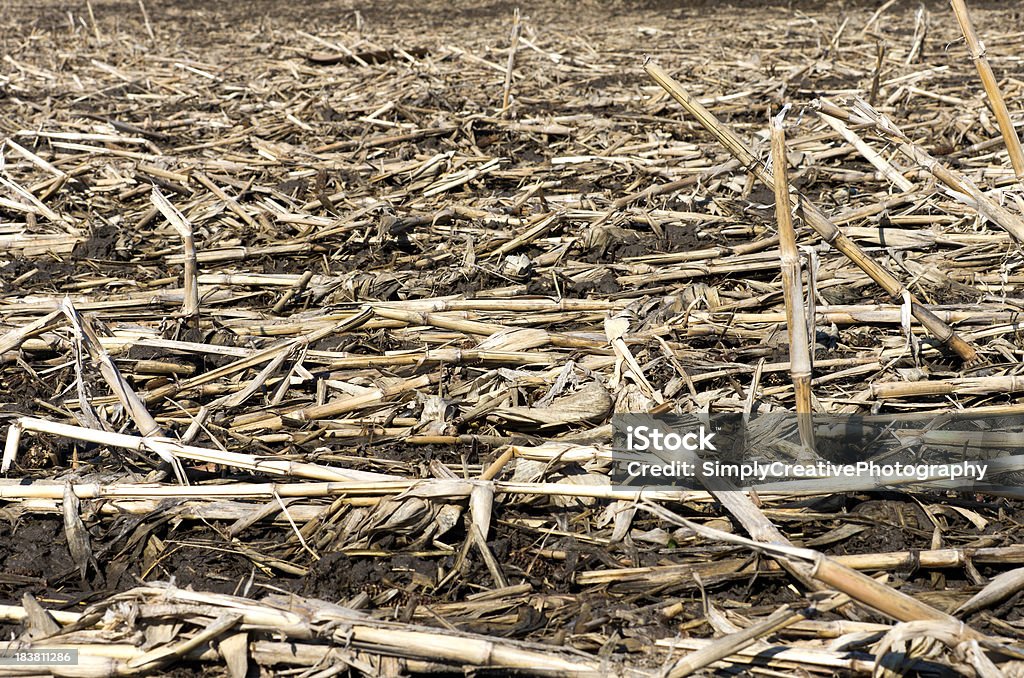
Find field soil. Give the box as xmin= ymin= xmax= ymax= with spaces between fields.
xmin=1 ymin=0 xmax=1024 ymax=676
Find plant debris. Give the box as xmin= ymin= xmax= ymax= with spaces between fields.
xmin=2 ymin=0 xmax=1024 ymax=675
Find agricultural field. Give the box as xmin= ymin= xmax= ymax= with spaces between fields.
xmin=1 ymin=0 xmax=1024 ymax=675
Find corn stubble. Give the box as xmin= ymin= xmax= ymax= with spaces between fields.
xmin=1 ymin=1 xmax=1024 ymax=676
